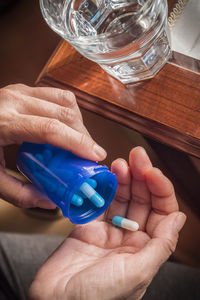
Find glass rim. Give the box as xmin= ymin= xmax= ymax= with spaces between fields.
xmin=39 ymin=0 xmax=166 ymax=45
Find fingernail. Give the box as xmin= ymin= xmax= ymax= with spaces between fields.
xmin=174 ymin=213 xmax=186 ymax=232
xmin=93 ymin=144 xmax=107 ymax=160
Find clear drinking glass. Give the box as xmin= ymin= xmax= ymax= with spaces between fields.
xmin=40 ymin=0 xmax=171 ymax=84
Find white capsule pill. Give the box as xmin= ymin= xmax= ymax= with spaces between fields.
xmin=112 ymin=216 xmax=139 ymax=232
xmin=78 ymin=178 xmax=98 ymax=199
xmin=79 ymin=182 xmax=105 ymax=208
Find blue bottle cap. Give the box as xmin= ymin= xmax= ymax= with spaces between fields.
xmin=16 ymin=142 xmax=118 ymax=224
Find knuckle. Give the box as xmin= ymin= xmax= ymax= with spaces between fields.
xmin=0 ymin=88 xmax=21 ymax=111
xmin=164 ymin=237 xmax=177 ymax=254
xmin=56 ymin=89 xmax=66 ymax=105
xmin=9 ymin=83 xmax=27 ymax=90
xmin=0 ymin=85 xmax=25 ymax=105
xmin=59 ymin=107 xmax=76 ymax=123
xmin=3 ymin=83 xmax=27 ymax=94
xmin=41 ymin=119 xmax=60 ymax=136
xmin=0 ymin=87 xmax=13 ymax=101
xmin=57 ymin=89 xmax=77 ymax=108
xmin=65 ymin=91 xmax=77 ymax=107
xmin=79 ymin=133 xmax=91 ymax=149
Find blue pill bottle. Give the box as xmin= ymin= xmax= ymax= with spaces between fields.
xmin=16 ymin=142 xmax=117 ymax=224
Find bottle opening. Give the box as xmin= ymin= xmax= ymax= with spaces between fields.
xmin=68 ymin=172 xmax=117 ymax=224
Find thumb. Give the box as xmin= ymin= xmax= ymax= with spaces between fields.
xmin=135 ymin=212 xmax=186 ymax=276
xmin=0 ymin=170 xmax=57 ymax=209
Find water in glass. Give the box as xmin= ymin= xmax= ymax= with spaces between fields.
xmin=41 ymin=0 xmax=171 ymax=83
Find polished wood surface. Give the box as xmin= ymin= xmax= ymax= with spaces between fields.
xmin=36 ymin=0 xmax=200 ymax=158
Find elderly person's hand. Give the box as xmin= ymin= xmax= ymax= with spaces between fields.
xmin=28 ymin=146 xmax=186 ymax=300
xmin=0 ymin=84 xmax=106 ymax=209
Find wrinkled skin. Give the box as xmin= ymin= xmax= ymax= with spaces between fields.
xmin=28 ymin=147 xmax=186 ymax=300
xmin=0 ymin=84 xmax=106 ymax=209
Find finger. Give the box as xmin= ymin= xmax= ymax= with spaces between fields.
xmin=127 ymin=147 xmax=153 ymax=230
xmin=8 ymin=114 xmax=106 ymax=161
xmin=15 ymin=93 xmax=89 ymax=136
xmin=0 ymin=169 xmax=56 ymax=209
xmin=145 ymin=167 xmax=179 ymax=236
xmin=106 ymin=158 xmax=131 ymax=222
xmin=6 ymin=85 xmax=89 ymax=136
xmin=5 ymin=84 xmax=89 ymax=136
xmin=130 ymin=212 xmax=186 ymax=280
xmin=6 ymin=84 xmax=82 ymax=119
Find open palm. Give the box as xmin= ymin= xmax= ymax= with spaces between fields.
xmin=29 ymin=147 xmax=186 ymax=300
